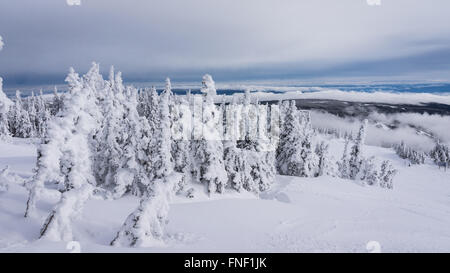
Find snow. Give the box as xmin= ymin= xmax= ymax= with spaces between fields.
xmin=0 ymin=138 xmax=36 ymax=176
xmin=1 ymin=137 xmax=449 ymax=252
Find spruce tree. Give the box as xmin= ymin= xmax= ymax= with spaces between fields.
xmin=111 ymin=80 xmax=178 ymax=247
xmin=171 ymin=94 xmax=190 ymax=173
xmin=31 ymin=66 xmax=102 ymax=242
xmin=338 ymin=137 xmax=351 ymax=179
xmin=359 ymin=156 xmax=379 ymax=186
xmin=27 ymin=91 xmax=38 ymax=135
xmin=276 ymin=101 xmax=304 ymax=176
xmin=51 ymin=86 xmax=64 ymax=116
xmin=298 ymin=110 xmax=317 ymax=177
xmin=315 ymin=141 xmax=334 ymax=177
xmin=190 ymin=75 xmax=227 ymax=194
xmin=379 ymin=160 xmax=397 ymax=189
xmin=348 ymin=120 xmax=368 ymax=180
xmin=0 ymin=77 xmax=12 ymax=138
xmin=110 ymin=177 xmax=175 ymax=247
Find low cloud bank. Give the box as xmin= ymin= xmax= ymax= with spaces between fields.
xmin=310 ymin=110 xmax=448 ymax=152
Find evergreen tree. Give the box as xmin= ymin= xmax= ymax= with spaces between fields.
xmin=379 ymin=160 xmax=397 ymax=189
xmin=36 ymin=90 xmax=51 ymax=138
xmin=27 ymin=91 xmax=38 ymax=135
xmin=223 ymin=98 xmax=245 ymax=191
xmin=394 ymin=141 xmax=426 ymax=165
xmin=171 ymin=94 xmax=190 ymax=173
xmin=111 ymin=85 xmax=148 ymax=198
xmin=338 ymin=138 xmax=351 ymax=179
xmin=223 ymin=140 xmax=245 ymax=191
xmin=348 ymin=120 xmax=368 ymax=180
xmin=111 ymin=79 xmax=178 ymax=247
xmin=359 ymin=156 xmax=379 ymax=186
xmin=243 ymin=103 xmax=275 ymax=192
xmin=93 ymin=69 xmax=154 ymax=198
xmin=298 ymin=110 xmax=317 ymax=177
xmin=190 ymin=75 xmax=227 ymax=194
xmin=29 ymin=66 xmax=102 ymax=242
xmin=94 ymin=81 xmax=124 ymax=191
xmin=146 ymin=86 xmax=160 ymax=135
xmin=276 ymin=101 xmax=304 ymax=176
xmin=151 ymin=80 xmax=174 ymax=180
xmin=315 ymin=141 xmax=334 ymax=177
xmin=110 ymin=177 xmax=176 ymax=247
xmin=0 ymin=77 xmax=12 ymax=138
xmin=276 ymin=101 xmax=316 ymax=177
xmin=430 ymin=142 xmax=449 ymax=167
xmin=10 ymin=90 xmax=34 ymax=138
xmin=51 ymin=86 xmax=64 ymax=116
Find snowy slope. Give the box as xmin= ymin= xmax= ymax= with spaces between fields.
xmin=0 ymin=138 xmax=449 ymax=253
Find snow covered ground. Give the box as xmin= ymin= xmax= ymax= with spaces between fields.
xmin=1 ymin=137 xmax=449 ymax=253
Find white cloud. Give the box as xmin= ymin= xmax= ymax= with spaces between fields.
xmin=0 ymin=35 xmax=3 ymax=51
xmin=369 ymin=112 xmax=450 ymax=146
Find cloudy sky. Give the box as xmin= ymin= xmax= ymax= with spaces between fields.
xmin=1 ymin=0 xmax=450 ymax=86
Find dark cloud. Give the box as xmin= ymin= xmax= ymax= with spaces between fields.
xmin=1 ymin=0 xmax=450 ymax=86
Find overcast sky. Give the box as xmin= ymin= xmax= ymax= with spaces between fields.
xmin=1 ymin=0 xmax=450 ymax=86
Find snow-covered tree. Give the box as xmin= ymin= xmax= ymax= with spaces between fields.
xmin=277 ymin=101 xmax=316 ymax=177
xmin=110 ymin=176 xmax=176 ymax=247
xmin=111 ymin=81 xmax=178 ymax=246
xmin=379 ymin=160 xmax=397 ymax=189
xmin=315 ymin=141 xmax=334 ymax=177
xmin=94 ymin=83 xmax=123 ymax=190
xmin=35 ymin=90 xmax=51 ymax=138
xmin=358 ymin=156 xmax=379 ymax=186
xmin=277 ymin=101 xmax=303 ymax=176
xmin=151 ymin=80 xmax=174 ymax=180
xmin=51 ymin=86 xmax=64 ymax=116
xmin=394 ymin=141 xmax=426 ymax=165
xmin=348 ymin=119 xmax=368 ymax=180
xmin=8 ymin=90 xmax=34 ymax=138
xmin=159 ymin=78 xmax=187 ymax=174
xmin=25 ymin=66 xmax=102 ymax=243
xmin=110 ymin=86 xmax=151 ymax=198
xmin=246 ymin=149 xmax=275 ymax=192
xmin=90 ymin=68 xmax=155 ymax=199
xmin=430 ymin=142 xmax=449 ymax=166
xmin=147 ymin=86 xmax=160 ymax=123
xmin=240 ymin=102 xmax=275 ymax=192
xmin=298 ymin=110 xmax=317 ymax=177
xmin=190 ymin=75 xmax=227 ymax=194
xmin=27 ymin=91 xmax=38 ymax=135
xmin=171 ymin=95 xmax=190 ymax=173
xmin=0 ymin=77 xmax=12 ymax=138
xmin=337 ymin=138 xmax=351 ymax=179
xmin=223 ymin=140 xmax=244 ymax=191
xmin=201 ymin=74 xmax=217 ymax=97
